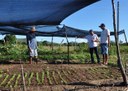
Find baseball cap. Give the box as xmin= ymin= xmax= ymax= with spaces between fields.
xmin=89 ymin=29 xmax=93 ymax=32
xmin=99 ymin=23 xmax=105 ymax=27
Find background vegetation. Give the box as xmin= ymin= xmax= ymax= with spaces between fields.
xmin=0 ymin=35 xmax=128 ymax=66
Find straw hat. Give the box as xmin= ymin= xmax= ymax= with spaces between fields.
xmin=31 ymin=26 xmax=36 ymax=32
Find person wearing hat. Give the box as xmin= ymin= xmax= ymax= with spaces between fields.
xmin=79 ymin=30 xmax=100 ymax=64
xmin=99 ymin=23 xmax=110 ymax=65
xmin=26 ymin=26 xmax=38 ymax=64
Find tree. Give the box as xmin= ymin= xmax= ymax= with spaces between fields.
xmin=4 ymin=34 xmax=16 ymax=44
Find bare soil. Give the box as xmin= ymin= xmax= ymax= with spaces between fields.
xmin=0 ymin=62 xmax=127 ymax=91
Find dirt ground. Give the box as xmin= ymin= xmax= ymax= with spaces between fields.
xmin=0 ymin=62 xmax=127 ymax=91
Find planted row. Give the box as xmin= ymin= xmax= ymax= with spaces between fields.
xmin=0 ymin=69 xmax=75 ymax=87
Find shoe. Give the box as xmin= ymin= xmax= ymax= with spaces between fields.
xmin=29 ymin=61 xmax=32 ymax=64
xmin=98 ymin=62 xmax=101 ymax=65
xmin=105 ymin=62 xmax=108 ymax=65
xmin=91 ymin=62 xmax=96 ymax=64
xmin=34 ymin=58 xmax=41 ymax=64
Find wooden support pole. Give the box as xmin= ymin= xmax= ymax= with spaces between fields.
xmin=65 ymin=30 xmax=70 ymax=64
xmin=117 ymin=1 xmax=119 ymax=40
xmin=20 ymin=60 xmax=26 ymax=91
xmin=112 ymin=0 xmax=128 ymax=86
xmin=59 ymin=39 xmax=64 ymax=49
xmin=51 ymin=35 xmax=54 ymax=51
xmin=74 ymin=37 xmax=77 ymax=50
xmin=123 ymin=30 xmax=128 ymax=44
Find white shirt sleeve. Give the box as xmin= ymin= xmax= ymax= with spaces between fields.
xmin=107 ymin=29 xmax=110 ymax=36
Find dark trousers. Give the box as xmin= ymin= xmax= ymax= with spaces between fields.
xmin=89 ymin=47 xmax=100 ymax=63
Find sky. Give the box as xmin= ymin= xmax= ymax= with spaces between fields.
xmin=0 ymin=0 xmax=127 ymax=43
xmin=61 ymin=0 xmax=128 ymax=43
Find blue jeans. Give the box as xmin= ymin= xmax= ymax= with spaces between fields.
xmin=100 ymin=43 xmax=108 ymax=54
xmin=89 ymin=47 xmax=100 ymax=63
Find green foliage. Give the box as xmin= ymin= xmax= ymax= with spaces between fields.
xmin=0 ymin=74 xmax=9 ymax=86
xmin=57 ymin=70 xmax=67 ymax=84
xmin=41 ymin=71 xmax=44 ymax=84
xmin=0 ymin=41 xmax=127 ymax=66
xmin=24 ymin=72 xmax=28 ymax=78
xmin=28 ymin=72 xmax=34 ymax=86
xmin=14 ymin=74 xmax=21 ymax=87
xmin=46 ymin=69 xmax=52 ymax=85
xmin=4 ymin=34 xmax=16 ymax=44
xmin=36 ymin=72 xmax=41 ymax=85
xmin=0 ymin=44 xmax=27 ymax=61
xmin=52 ymin=71 xmax=58 ymax=84
xmin=6 ymin=74 xmax=16 ymax=87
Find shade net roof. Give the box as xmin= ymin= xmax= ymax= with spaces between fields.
xmin=0 ymin=0 xmax=123 ymax=37
xmin=0 ymin=0 xmax=99 ymax=26
xmin=0 ymin=25 xmax=124 ymax=37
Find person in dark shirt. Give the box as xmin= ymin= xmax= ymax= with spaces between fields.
xmin=26 ymin=26 xmax=38 ymax=64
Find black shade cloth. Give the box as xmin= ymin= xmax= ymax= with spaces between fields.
xmin=0 ymin=25 xmax=124 ymax=37
xmin=0 ymin=0 xmax=99 ymax=26
xmin=0 ymin=0 xmax=120 ymax=38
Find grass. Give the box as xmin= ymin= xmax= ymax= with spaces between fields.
xmin=0 ymin=42 xmax=127 ymax=66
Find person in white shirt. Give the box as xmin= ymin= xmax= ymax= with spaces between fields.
xmin=85 ymin=30 xmax=100 ymax=64
xmin=99 ymin=23 xmax=110 ymax=65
